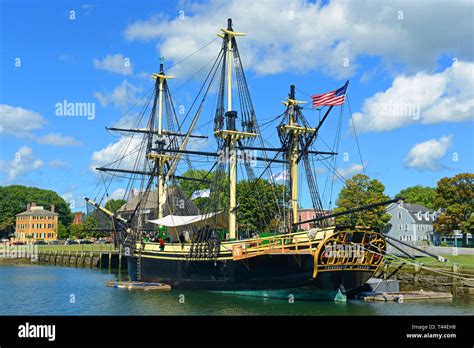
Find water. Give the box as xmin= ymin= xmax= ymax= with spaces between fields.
xmin=0 ymin=265 xmax=473 ymax=316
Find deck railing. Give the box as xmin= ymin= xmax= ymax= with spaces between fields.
xmin=231 ymin=230 xmax=330 ymax=260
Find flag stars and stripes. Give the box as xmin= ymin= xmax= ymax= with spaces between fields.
xmin=312 ymin=81 xmax=349 ymax=107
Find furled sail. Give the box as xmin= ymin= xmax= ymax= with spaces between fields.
xmin=147 ymin=212 xmax=228 ymax=228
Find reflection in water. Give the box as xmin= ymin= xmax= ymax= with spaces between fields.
xmin=0 ymin=265 xmax=472 ymax=316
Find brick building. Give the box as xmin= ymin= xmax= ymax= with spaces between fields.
xmin=73 ymin=212 xmax=84 ymax=224
xmin=15 ymin=203 xmax=58 ymax=243
xmin=298 ymin=208 xmax=334 ymax=230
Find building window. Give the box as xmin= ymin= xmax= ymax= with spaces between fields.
xmin=425 ymin=212 xmax=430 ymax=220
xmin=405 ymin=224 xmax=409 ymax=231
xmin=398 ymin=224 xmax=402 ymax=231
xmin=399 ymin=236 xmax=403 ymax=241
xmin=398 ymin=212 xmax=402 ymax=219
xmin=417 ymin=212 xmax=422 ymax=220
xmin=48 ymin=233 xmax=52 ymax=238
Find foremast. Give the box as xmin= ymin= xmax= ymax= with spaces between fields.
xmin=215 ymin=19 xmax=256 ymax=240
xmin=149 ymin=64 xmax=174 ymax=221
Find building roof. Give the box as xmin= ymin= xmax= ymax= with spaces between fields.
xmin=16 ymin=206 xmax=58 ymax=217
xmin=400 ymin=203 xmax=431 ymax=212
xmin=388 ymin=202 xmax=434 ymax=225
xmin=118 ymin=187 xmax=199 ymax=216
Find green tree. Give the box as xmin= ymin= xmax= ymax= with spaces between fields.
xmin=82 ymin=215 xmax=100 ymax=238
xmin=334 ymin=174 xmax=391 ymax=228
xmin=105 ymin=199 xmax=126 ymax=213
xmin=0 ymin=185 xmax=72 ymax=232
xmin=433 ymin=173 xmax=474 ymax=246
xmin=396 ymin=185 xmax=436 ymax=210
xmin=69 ymin=224 xmax=85 ymax=239
xmin=237 ymin=179 xmax=286 ymax=232
xmin=57 ymin=222 xmax=69 ymax=239
xmin=177 ymin=169 xmax=228 ymax=213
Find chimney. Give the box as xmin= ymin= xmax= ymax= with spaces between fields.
xmin=31 ymin=202 xmax=36 ymax=207
xmin=51 ymin=205 xmax=55 ymax=213
xmin=26 ymin=203 xmax=31 ymax=211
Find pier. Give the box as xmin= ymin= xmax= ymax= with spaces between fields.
xmin=32 ymin=245 xmax=128 ymax=271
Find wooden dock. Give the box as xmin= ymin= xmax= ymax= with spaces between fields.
xmin=106 ymin=280 xmax=171 ymax=291
xmin=358 ymin=290 xmax=453 ymax=302
xmin=32 ymin=246 xmax=127 ymax=271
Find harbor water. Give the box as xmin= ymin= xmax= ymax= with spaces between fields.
xmin=0 ymin=265 xmax=473 ymax=316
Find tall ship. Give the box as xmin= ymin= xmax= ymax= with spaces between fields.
xmin=86 ymin=19 xmax=395 ymax=301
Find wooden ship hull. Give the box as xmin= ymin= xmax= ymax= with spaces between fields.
xmin=126 ymin=228 xmax=385 ymax=299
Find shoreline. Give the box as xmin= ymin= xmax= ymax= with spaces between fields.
xmin=0 ymin=258 xmax=33 ymax=265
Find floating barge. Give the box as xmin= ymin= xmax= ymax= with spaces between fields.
xmin=357 ymin=290 xmax=452 ymax=302
xmin=106 ymin=280 xmax=171 ymax=291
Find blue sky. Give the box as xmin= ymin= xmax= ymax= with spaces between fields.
xmin=1 ymin=0 xmax=473 ymax=212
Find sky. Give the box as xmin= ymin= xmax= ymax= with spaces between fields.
xmin=0 ymin=0 xmax=473 ymax=212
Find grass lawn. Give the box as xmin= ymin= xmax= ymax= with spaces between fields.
xmin=393 ymin=254 xmax=474 ymax=270
xmin=36 ymin=244 xmax=116 ymax=252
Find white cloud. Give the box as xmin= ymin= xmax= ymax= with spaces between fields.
xmin=123 ymin=0 xmax=473 ymax=78
xmin=351 ymin=61 xmax=474 ymax=132
xmin=94 ymin=80 xmax=142 ymax=108
xmin=108 ymin=188 xmax=127 ymax=201
xmin=61 ymin=191 xmax=86 ymax=211
xmin=0 ymin=146 xmax=44 ymax=181
xmin=90 ymin=137 xmax=145 ymax=173
xmin=93 ymin=54 xmax=133 ymax=75
xmin=337 ymin=162 xmax=365 ymax=179
xmin=404 ymin=135 xmax=453 ymax=171
xmin=37 ymin=133 xmax=81 ymax=146
xmin=0 ymin=104 xmax=46 ymax=137
xmin=0 ymin=104 xmax=81 ymax=146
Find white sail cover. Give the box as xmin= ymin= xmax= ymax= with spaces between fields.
xmin=147 ymin=211 xmax=228 ymax=228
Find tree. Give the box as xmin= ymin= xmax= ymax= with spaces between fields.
xmin=57 ymin=222 xmax=69 ymax=239
xmin=433 ymin=173 xmax=474 ymax=246
xmin=69 ymin=224 xmax=85 ymax=239
xmin=105 ymin=199 xmax=126 ymax=213
xmin=177 ymin=169 xmax=228 ymax=213
xmin=396 ymin=185 xmax=436 ymax=210
xmin=177 ymin=170 xmax=285 ymax=231
xmin=0 ymin=185 xmax=72 ymax=232
xmin=237 ymin=179 xmax=286 ymax=232
xmin=334 ymin=174 xmax=391 ymax=228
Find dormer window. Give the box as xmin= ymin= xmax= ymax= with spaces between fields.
xmin=424 ymin=212 xmax=430 ymax=220
xmin=417 ymin=212 xmax=422 ymax=220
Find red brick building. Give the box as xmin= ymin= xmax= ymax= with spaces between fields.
xmin=298 ymin=208 xmax=334 ymax=230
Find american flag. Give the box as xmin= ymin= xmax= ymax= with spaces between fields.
xmin=312 ymin=81 xmax=349 ymax=108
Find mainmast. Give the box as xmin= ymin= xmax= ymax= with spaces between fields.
xmin=279 ymin=85 xmax=315 ymax=230
xmin=215 ymin=19 xmax=256 ymax=240
xmin=149 ymin=64 xmax=174 ymax=221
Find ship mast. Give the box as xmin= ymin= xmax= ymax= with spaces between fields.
xmin=149 ymin=64 xmax=174 ymax=221
xmin=215 ymin=19 xmax=256 ymax=240
xmin=279 ymin=85 xmax=315 ymax=230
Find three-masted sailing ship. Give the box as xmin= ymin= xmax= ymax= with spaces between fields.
xmin=86 ymin=19 xmax=394 ymax=301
